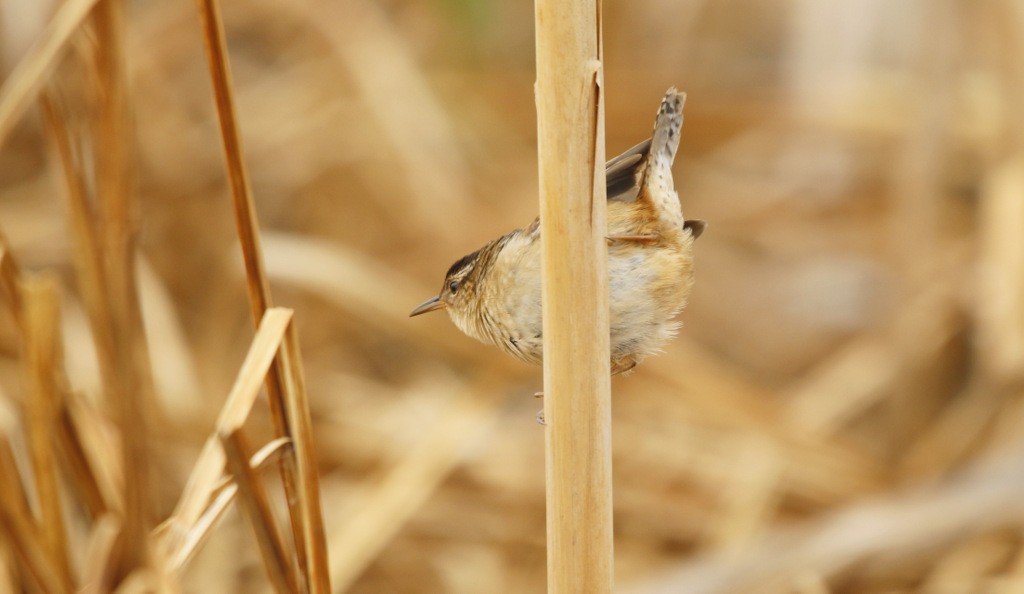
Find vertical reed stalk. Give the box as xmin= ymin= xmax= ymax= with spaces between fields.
xmin=93 ymin=0 xmax=155 ymax=576
xmin=19 ymin=276 xmax=74 ymax=592
xmin=194 ymin=2 xmax=331 ymax=591
xmin=534 ymin=0 xmax=613 ymax=590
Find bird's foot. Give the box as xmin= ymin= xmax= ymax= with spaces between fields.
xmin=606 ymin=234 xmax=658 ymax=245
xmin=534 ymin=390 xmax=546 ymax=424
xmin=611 ymin=359 xmax=638 ymax=376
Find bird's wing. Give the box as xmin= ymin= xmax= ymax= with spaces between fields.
xmin=605 ymin=138 xmax=651 ymax=202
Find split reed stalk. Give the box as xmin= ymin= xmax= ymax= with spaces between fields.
xmin=534 ymin=0 xmax=613 ymax=591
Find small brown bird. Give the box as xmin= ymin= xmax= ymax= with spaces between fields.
xmin=410 ymin=88 xmax=703 ymax=376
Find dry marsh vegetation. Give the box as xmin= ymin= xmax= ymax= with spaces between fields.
xmin=1 ymin=0 xmax=1023 ymax=592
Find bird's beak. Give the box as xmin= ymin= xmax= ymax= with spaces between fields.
xmin=409 ymin=295 xmax=446 ymax=317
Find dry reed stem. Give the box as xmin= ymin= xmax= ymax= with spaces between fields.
xmin=62 ymin=390 xmax=124 ymax=515
xmin=56 ymin=396 xmax=113 ymax=519
xmin=0 ymin=292 xmax=66 ymax=594
xmin=0 ymin=0 xmax=100 ymax=149
xmin=0 ymin=543 xmax=16 ymax=594
xmin=0 ymin=403 xmax=38 ymax=593
xmin=275 ymin=320 xmax=331 ymax=593
xmin=164 ymin=482 xmax=236 ymax=571
xmin=38 ymin=91 xmax=114 ymax=376
xmin=534 ymin=0 xmax=612 ymax=589
xmin=194 ymin=0 xmax=274 ymax=323
xmin=158 ymin=305 xmax=329 ymax=592
xmin=37 ymin=94 xmax=128 ymax=520
xmin=195 ymin=0 xmax=318 ymax=584
xmin=163 ymin=437 xmax=291 ymax=571
xmin=0 ymin=474 xmax=68 ymax=593
xmin=92 ymin=1 xmax=156 ymax=574
xmin=220 ymin=428 xmax=300 ymax=594
xmin=39 ymin=94 xmax=129 ymax=522
xmin=18 ymin=275 xmax=74 ymax=591
xmin=38 ymin=89 xmax=149 ymax=525
xmin=31 ymin=5 xmax=158 ymax=581
xmin=158 ymin=307 xmax=291 ymax=562
xmin=0 ymin=425 xmax=32 ymax=531
xmin=0 ymin=239 xmax=23 ymax=322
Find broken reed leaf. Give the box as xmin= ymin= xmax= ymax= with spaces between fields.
xmin=219 ymin=429 xmax=299 ymax=594
xmin=0 ymin=0 xmax=102 ymax=149
xmin=277 ymin=322 xmax=331 ymax=593
xmin=159 ymin=307 xmax=291 ymax=560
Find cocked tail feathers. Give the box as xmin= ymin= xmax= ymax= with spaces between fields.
xmin=605 ymin=88 xmax=685 ymax=203
xmin=651 ymin=88 xmax=685 ymax=164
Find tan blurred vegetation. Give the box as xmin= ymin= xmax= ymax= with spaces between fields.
xmin=1 ymin=0 xmax=1024 ymax=592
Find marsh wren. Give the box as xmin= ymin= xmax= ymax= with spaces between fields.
xmin=411 ymin=88 xmax=703 ymax=376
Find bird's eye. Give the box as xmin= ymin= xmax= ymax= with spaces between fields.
xmin=449 ymin=281 xmax=460 ymax=293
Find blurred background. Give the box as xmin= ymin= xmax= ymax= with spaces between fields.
xmin=2 ymin=0 xmax=1024 ymax=592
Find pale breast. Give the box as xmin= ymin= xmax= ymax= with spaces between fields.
xmin=477 ymin=232 xmax=545 ymax=364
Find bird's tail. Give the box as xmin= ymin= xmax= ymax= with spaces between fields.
xmin=651 ymin=88 xmax=685 ymax=165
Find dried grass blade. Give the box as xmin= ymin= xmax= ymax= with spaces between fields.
xmin=248 ymin=436 xmax=291 ymax=469
xmin=0 ymin=0 xmax=101 ymax=149
xmin=216 ymin=308 xmax=292 ymax=432
xmin=275 ymin=322 xmax=330 ymax=593
xmin=158 ymin=308 xmax=291 ymax=561
xmin=38 ymin=92 xmax=112 ymax=371
xmin=220 ymin=429 xmax=299 ymax=594
xmin=166 ymin=483 xmax=236 ymax=572
xmin=166 ymin=438 xmax=291 ymax=572
xmin=0 ymin=406 xmax=32 ymax=530
xmin=0 ymin=240 xmax=23 ymax=320
xmin=64 ymin=390 xmax=124 ymax=514
xmin=92 ymin=1 xmax=156 ymax=575
xmin=0 ymin=477 xmax=68 ymax=593
xmin=195 ymin=0 xmax=310 ymax=576
xmin=19 ymin=275 xmax=74 ymax=591
xmin=57 ymin=397 xmax=112 ymax=519
xmin=194 ymin=0 xmax=273 ymax=321
xmin=0 ymin=542 xmax=17 ymax=594
xmin=40 ymin=94 xmax=130 ymax=519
